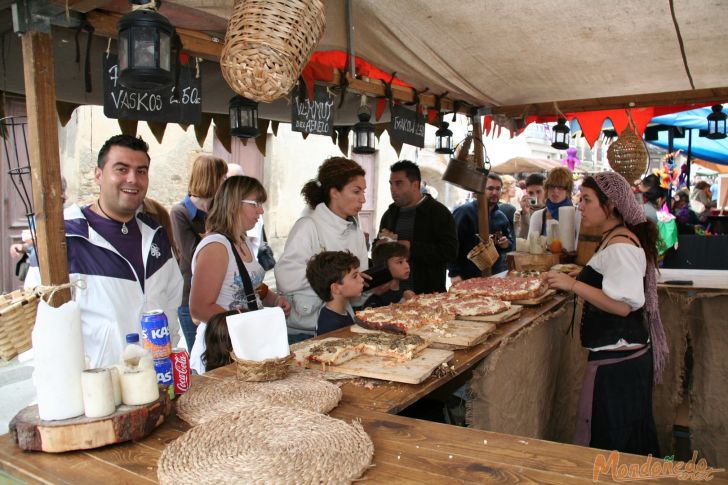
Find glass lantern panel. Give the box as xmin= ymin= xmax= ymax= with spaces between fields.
xmin=133 ymin=26 xmax=157 ymax=68
xmin=367 ymin=132 xmax=376 ymax=148
xmin=119 ymin=32 xmax=129 ymax=70
xmin=230 ymin=108 xmax=239 ymax=129
xmin=159 ymin=32 xmax=171 ymax=71
xmin=356 ymin=131 xmax=368 ymax=148
xmin=238 ymin=109 xmax=251 ymax=126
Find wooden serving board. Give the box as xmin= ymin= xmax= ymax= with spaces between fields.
xmin=457 ymin=304 xmax=523 ymax=323
xmin=10 ymin=386 xmax=172 ymax=452
xmin=506 ymin=251 xmax=561 ymax=271
xmin=511 ymin=288 xmax=557 ymax=306
xmin=293 ymin=338 xmax=454 ymax=384
xmin=350 ymin=318 xmax=496 ymax=350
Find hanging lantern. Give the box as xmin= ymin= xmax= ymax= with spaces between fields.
xmin=551 ymin=118 xmax=570 ymax=150
xmin=117 ymin=1 xmax=176 ymax=90
xmin=352 ymin=97 xmax=376 ymax=154
xmin=706 ymin=104 xmax=727 ymax=140
xmin=435 ymin=120 xmax=453 ymax=154
xmin=229 ymin=96 xmax=260 ymax=138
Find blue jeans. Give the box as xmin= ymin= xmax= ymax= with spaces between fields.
xmin=178 ymin=306 xmax=197 ymax=351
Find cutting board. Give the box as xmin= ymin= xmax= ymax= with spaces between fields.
xmin=293 ymin=338 xmax=453 ymax=384
xmin=10 ymin=386 xmax=172 ymax=452
xmin=511 ymin=288 xmax=557 ymax=306
xmin=350 ymin=318 xmax=496 ymax=350
xmin=457 ymin=304 xmax=523 ymax=323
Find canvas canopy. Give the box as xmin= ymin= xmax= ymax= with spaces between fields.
xmin=491 ymin=157 xmax=562 ymax=175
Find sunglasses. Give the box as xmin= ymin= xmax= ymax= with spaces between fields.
xmin=240 ymin=199 xmax=263 ymax=209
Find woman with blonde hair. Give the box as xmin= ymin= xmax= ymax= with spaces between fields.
xmin=170 ymin=154 xmax=228 ymax=351
xmin=527 ymin=166 xmax=578 ymax=242
xmin=188 ymin=175 xmax=290 ymax=373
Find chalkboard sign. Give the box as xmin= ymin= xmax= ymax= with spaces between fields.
xmin=103 ymin=54 xmax=202 ymax=124
xmin=291 ymin=85 xmax=335 ymax=136
xmin=391 ymin=104 xmax=425 ymax=148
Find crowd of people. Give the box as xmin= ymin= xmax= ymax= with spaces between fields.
xmin=19 ymin=132 xmax=700 ymax=458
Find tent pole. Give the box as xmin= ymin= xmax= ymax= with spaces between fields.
xmin=20 ymin=30 xmax=71 ymax=306
xmin=473 ymin=115 xmax=491 ymax=277
xmin=345 ymin=0 xmax=356 ymax=78
xmin=686 ymin=129 xmax=692 ymax=190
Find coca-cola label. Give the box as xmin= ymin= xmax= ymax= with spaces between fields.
xmin=172 ymin=350 xmax=190 ymax=393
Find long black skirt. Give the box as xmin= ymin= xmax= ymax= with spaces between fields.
xmin=588 ymin=348 xmax=661 ymax=456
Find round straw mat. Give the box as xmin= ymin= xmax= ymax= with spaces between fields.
xmin=158 ymin=403 xmax=374 ymax=485
xmin=176 ymin=368 xmax=342 ymax=426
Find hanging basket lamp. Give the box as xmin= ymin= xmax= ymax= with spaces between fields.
xmin=117 ymin=1 xmax=177 ymax=90
xmin=220 ymin=0 xmax=326 ymax=102
xmin=606 ymin=126 xmax=649 ymax=184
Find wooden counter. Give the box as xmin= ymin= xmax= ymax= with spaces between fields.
xmin=0 ymin=405 xmax=705 ymax=484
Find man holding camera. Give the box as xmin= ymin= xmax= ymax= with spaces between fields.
xmin=448 ymin=173 xmax=514 ymax=283
xmin=514 ymin=173 xmax=546 ymax=239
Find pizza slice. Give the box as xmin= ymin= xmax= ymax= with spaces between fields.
xmin=442 ymin=295 xmax=510 ymax=316
xmin=306 ymin=334 xmax=429 ymax=365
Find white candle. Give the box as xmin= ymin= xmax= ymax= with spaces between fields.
xmin=108 ymin=366 xmax=122 ymax=406
xmin=120 ymin=369 xmax=159 ymax=406
xmin=558 ymin=206 xmax=577 ymax=252
xmin=81 ymin=368 xmax=116 ymax=418
xmin=32 ymin=299 xmax=85 ymax=421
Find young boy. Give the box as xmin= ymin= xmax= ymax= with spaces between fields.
xmin=306 ymin=250 xmax=365 ymax=336
xmin=364 ymin=242 xmax=415 ymax=308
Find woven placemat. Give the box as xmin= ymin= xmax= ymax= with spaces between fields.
xmin=159 ymin=403 xmax=373 ymax=485
xmin=176 ymin=368 xmax=342 ymax=426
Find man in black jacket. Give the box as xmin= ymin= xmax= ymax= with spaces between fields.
xmin=377 ymin=160 xmax=457 ymax=294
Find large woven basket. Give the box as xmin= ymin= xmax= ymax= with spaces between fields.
xmin=230 ymin=351 xmax=293 ymax=382
xmin=607 ymin=126 xmax=649 ymax=184
xmin=0 ymin=288 xmax=39 ymax=361
xmin=220 ymin=0 xmax=326 ymax=102
xmin=467 ymin=236 xmax=500 ymax=271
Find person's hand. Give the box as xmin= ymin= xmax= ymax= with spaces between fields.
xmin=274 ymin=294 xmax=291 ymax=317
xmin=9 ymin=243 xmax=25 ymax=258
xmin=545 ymin=270 xmax=576 ymax=292
xmin=519 ymin=194 xmax=531 ymax=213
xmin=497 ymin=236 xmax=509 ymax=249
xmin=360 ymin=270 xmax=373 ymax=289
xmin=402 ymin=290 xmax=416 ymax=301
xmin=398 ymin=240 xmax=411 ymax=250
xmin=450 ymin=275 xmax=463 ymax=285
xmin=378 ymin=228 xmax=398 ymax=242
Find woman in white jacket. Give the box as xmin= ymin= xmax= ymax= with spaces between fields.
xmin=275 ymin=157 xmax=369 ymax=343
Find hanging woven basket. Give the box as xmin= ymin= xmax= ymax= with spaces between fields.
xmin=607 ymin=126 xmax=649 ymax=184
xmin=220 ymin=0 xmax=326 ymax=102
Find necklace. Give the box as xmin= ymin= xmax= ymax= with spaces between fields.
xmin=97 ymin=199 xmax=130 ymax=235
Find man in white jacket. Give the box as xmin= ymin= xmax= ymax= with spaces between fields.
xmin=29 ymin=135 xmax=182 ymax=367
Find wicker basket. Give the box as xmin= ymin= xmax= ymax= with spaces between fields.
xmin=0 ymin=288 xmax=39 ymax=361
xmin=607 ymin=126 xmax=649 ymax=184
xmin=467 ymin=236 xmax=500 ymax=271
xmin=220 ymin=0 xmax=326 ymax=102
xmin=230 ymin=351 xmax=294 ymax=382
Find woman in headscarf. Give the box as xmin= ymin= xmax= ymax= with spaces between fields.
xmin=545 ymin=171 xmax=668 ymax=456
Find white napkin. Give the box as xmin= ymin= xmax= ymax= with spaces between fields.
xmin=226 ymin=307 xmax=290 ymax=361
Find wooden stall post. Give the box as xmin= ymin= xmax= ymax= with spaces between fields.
xmin=21 ymin=31 xmax=71 ymax=305
xmin=472 ymin=116 xmax=491 ymax=277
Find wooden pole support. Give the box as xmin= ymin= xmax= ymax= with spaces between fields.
xmin=21 ymin=31 xmax=71 ymax=306
xmin=472 ymin=115 xmax=491 ymax=277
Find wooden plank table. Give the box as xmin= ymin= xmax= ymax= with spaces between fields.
xmin=2 ymin=404 xmax=713 ymax=484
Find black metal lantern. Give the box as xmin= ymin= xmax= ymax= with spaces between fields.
xmin=706 ymin=104 xmax=727 ymax=140
xmin=352 ymin=99 xmax=376 ymax=154
xmin=435 ymin=120 xmax=453 ymax=154
xmin=117 ymin=2 xmax=176 ymax=90
xmin=229 ymin=96 xmax=260 ymax=138
xmin=551 ymin=118 xmax=570 ymax=150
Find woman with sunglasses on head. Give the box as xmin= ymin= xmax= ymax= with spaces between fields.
xmin=545 ymin=172 xmax=668 ymax=456
xmin=188 ymin=175 xmax=290 ymax=374
xmin=527 ymin=167 xmax=578 ymax=243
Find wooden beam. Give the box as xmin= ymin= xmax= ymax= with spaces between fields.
xmin=21 ymin=31 xmax=70 ymax=305
xmin=49 ymin=0 xmax=109 ymax=13
xmin=85 ymin=10 xmax=224 ymax=62
xmin=491 ymin=87 xmax=728 ymax=117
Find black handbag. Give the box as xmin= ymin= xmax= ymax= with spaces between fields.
xmin=257 ymin=228 xmax=276 ymax=271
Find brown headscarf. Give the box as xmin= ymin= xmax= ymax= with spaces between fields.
xmin=593 ymin=171 xmax=668 ymax=383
